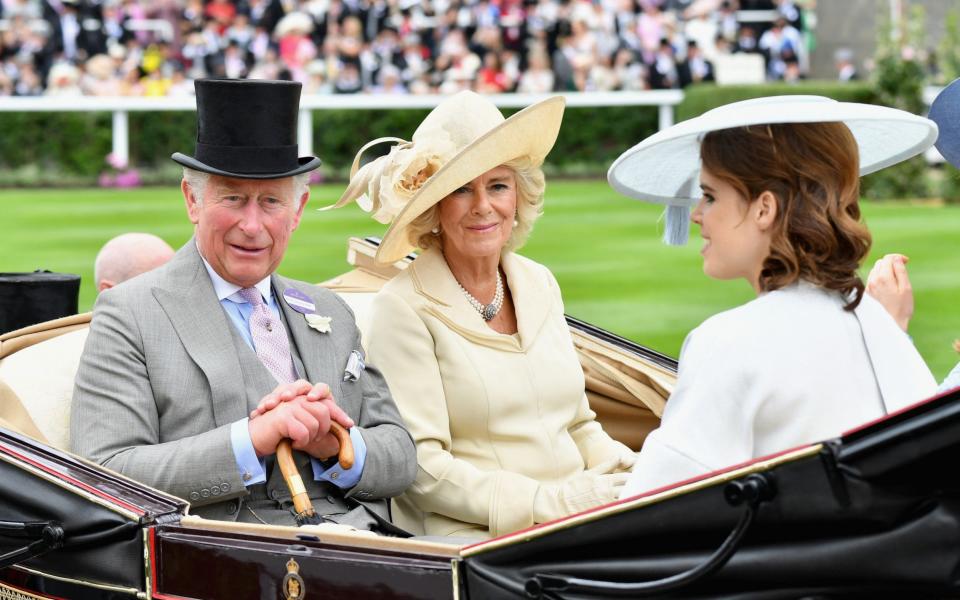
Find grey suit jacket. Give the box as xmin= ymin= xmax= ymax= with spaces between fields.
xmin=71 ymin=241 xmax=415 ymax=524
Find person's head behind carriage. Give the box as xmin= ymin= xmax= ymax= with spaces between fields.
xmin=330 ymin=92 xmax=640 ymax=540
xmin=608 ymin=95 xmax=939 ymax=308
xmin=610 ymin=96 xmax=941 ymax=499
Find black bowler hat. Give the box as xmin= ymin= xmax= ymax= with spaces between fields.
xmin=171 ymin=79 xmax=321 ymax=179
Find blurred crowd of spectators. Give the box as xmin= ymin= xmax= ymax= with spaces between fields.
xmin=0 ymin=0 xmax=810 ymax=97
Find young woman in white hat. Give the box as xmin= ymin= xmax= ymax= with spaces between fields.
xmin=327 ymin=91 xmax=636 ymax=539
xmin=867 ymin=77 xmax=960 ymax=394
xmin=608 ymin=95 xmax=940 ymax=498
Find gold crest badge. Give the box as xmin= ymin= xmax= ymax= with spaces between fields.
xmin=282 ymin=558 xmax=306 ymax=600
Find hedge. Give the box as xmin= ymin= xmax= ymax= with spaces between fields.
xmin=0 ymin=103 xmax=661 ymax=185
xmin=675 ymin=81 xmax=877 ymax=122
xmin=0 ymin=81 xmax=921 ymax=195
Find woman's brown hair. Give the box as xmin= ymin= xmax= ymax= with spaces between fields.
xmin=700 ymin=122 xmax=871 ymax=310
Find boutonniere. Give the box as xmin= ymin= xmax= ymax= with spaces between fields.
xmin=305 ymin=314 xmax=332 ymax=334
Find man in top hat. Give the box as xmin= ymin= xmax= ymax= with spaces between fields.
xmin=70 ymin=79 xmax=416 ymax=530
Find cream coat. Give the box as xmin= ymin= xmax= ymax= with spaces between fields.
xmin=365 ymin=248 xmax=631 ymax=539
xmin=621 ymin=281 xmax=938 ymax=498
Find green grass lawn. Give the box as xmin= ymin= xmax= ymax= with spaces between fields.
xmin=3 ymin=181 xmax=959 ymax=379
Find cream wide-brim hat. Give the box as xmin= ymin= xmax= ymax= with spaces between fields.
xmin=327 ymin=91 xmax=566 ymax=264
xmin=607 ymin=95 xmax=938 ymax=243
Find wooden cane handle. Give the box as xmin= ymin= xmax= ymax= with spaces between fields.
xmin=329 ymin=422 xmax=355 ymax=469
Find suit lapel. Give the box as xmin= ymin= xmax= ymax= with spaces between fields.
xmin=500 ymin=251 xmax=551 ymax=349
xmin=152 ymin=241 xmax=248 ymax=427
xmin=273 ymin=276 xmax=339 ymax=392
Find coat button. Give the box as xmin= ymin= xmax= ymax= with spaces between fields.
xmin=221 ymin=483 xmax=230 ymax=493
xmin=227 ymin=500 xmax=239 ymax=515
xmin=189 ymin=492 xmax=200 ymax=501
xmin=211 ymin=486 xmax=221 ymax=496
xmin=200 ymin=489 xmax=210 ymax=498
xmin=269 ymin=489 xmax=281 ymax=500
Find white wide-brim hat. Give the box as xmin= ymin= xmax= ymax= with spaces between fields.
xmin=607 ymin=95 xmax=938 ymax=244
xmin=326 ymin=91 xmax=565 ymax=264
xmin=275 ymin=12 xmax=314 ymax=37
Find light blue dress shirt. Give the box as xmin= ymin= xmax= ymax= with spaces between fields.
xmin=198 ymin=254 xmax=366 ymax=490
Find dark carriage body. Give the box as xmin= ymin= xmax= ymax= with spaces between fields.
xmin=4 ymin=387 xmax=960 ymax=598
xmin=462 ymin=386 xmax=960 ymax=598
xmin=0 ymin=425 xmax=463 ymax=599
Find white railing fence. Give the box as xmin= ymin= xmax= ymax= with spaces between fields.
xmin=0 ymin=91 xmax=685 ymax=167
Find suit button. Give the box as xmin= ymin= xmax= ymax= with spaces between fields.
xmin=269 ymin=489 xmax=280 ymax=500
xmin=227 ymin=500 xmax=239 ymax=515
xmin=221 ymin=483 xmax=230 ymax=493
xmin=189 ymin=492 xmax=200 ymax=501
xmin=211 ymin=486 xmax=221 ymax=496
xmin=200 ymin=489 xmax=210 ymax=498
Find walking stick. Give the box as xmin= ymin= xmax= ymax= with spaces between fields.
xmin=277 ymin=422 xmax=354 ymax=526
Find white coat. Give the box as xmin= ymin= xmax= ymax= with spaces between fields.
xmin=621 ymin=281 xmax=938 ymax=498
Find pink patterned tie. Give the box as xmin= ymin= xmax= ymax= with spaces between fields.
xmin=237 ymin=288 xmax=297 ymax=385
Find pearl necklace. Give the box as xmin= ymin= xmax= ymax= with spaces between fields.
xmin=457 ymin=270 xmax=504 ymax=321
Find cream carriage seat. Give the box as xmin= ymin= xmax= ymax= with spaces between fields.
xmin=0 ymin=313 xmax=91 ymax=449
xmin=320 ymin=237 xmax=407 ymax=345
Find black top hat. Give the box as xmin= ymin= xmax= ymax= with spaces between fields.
xmin=171 ymin=79 xmax=321 ymax=179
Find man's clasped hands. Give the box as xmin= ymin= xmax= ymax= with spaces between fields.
xmin=246 ymin=381 xmax=354 ymax=460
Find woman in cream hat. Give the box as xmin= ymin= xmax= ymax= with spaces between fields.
xmin=866 ymin=77 xmax=960 ymax=394
xmin=609 ymin=95 xmax=940 ymax=499
xmin=329 ymin=91 xmax=636 ymax=539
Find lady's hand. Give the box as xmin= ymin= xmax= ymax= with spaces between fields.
xmin=866 ymin=254 xmax=913 ymax=332
xmin=612 ymin=448 xmax=637 ymax=473
xmin=532 ymin=456 xmax=630 ymax=522
xmin=589 ymin=444 xmax=637 ymax=473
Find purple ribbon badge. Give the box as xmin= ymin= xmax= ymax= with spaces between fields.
xmin=282 ymin=288 xmax=316 ymax=315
